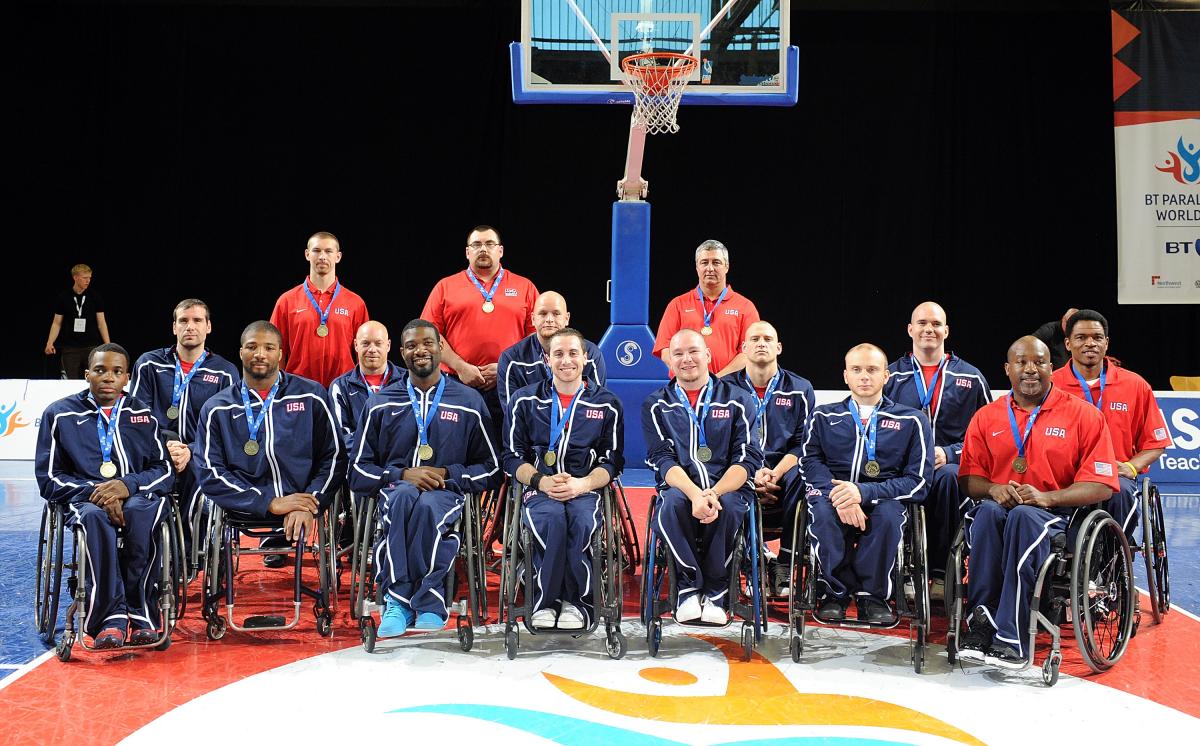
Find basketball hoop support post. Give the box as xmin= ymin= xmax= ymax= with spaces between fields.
xmin=618 ymin=123 xmax=649 ymax=200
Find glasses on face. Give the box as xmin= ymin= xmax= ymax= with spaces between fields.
xmin=468 ymin=241 xmax=500 ymax=251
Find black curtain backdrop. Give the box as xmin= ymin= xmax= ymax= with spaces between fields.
xmin=12 ymin=1 xmax=1199 ymax=388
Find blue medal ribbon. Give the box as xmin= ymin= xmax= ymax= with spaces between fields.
xmin=406 ymin=376 xmax=446 ymax=451
xmin=674 ymin=381 xmax=714 ymax=451
xmin=467 ymin=268 xmax=505 ymax=306
xmin=171 ymin=350 xmax=210 ymax=411
xmin=911 ymin=354 xmax=948 ymax=413
xmin=697 ymin=286 xmax=729 ymax=329
xmin=847 ymin=399 xmax=880 ymax=464
xmin=1069 ymin=361 xmax=1106 ymax=411
xmin=745 ymin=371 xmax=781 ymax=435
xmin=359 ymin=366 xmax=390 ymax=393
xmin=302 ymin=280 xmax=342 ymax=329
xmin=1005 ymin=391 xmax=1046 ymax=460
xmin=548 ymin=384 xmax=586 ymax=455
xmin=90 ymin=394 xmax=124 ymax=467
xmin=240 ymin=379 xmax=280 ymax=445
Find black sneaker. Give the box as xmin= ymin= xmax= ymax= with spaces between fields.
xmin=984 ymin=641 xmax=1027 ymax=670
xmin=856 ymin=596 xmax=895 ymax=624
xmin=957 ymin=609 xmax=994 ymax=663
xmin=770 ymin=559 xmax=791 ymax=597
xmin=816 ymin=596 xmax=848 ymax=622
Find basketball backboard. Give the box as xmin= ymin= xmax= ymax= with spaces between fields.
xmin=514 ymin=0 xmax=797 ymax=106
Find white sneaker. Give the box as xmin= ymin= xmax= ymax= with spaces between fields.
xmin=700 ymin=601 xmax=728 ymax=626
xmin=531 ymin=608 xmax=557 ymax=629
xmin=676 ymin=594 xmax=702 ymax=622
xmin=557 ymin=603 xmax=585 ymax=630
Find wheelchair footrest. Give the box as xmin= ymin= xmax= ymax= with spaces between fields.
xmin=244 ymin=615 xmax=287 ymax=628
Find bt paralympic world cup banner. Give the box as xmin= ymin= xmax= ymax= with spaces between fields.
xmin=1111 ymin=4 xmax=1199 ymax=304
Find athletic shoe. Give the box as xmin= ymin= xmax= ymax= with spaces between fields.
xmin=700 ymin=601 xmax=728 ymax=626
xmin=94 ymin=627 xmax=125 ymax=649
xmin=531 ymin=608 xmax=557 ymax=629
xmin=557 ymin=603 xmax=585 ymax=630
xmin=956 ymin=606 xmax=994 ymax=663
xmin=129 ymin=628 xmax=159 ymax=646
xmin=378 ymin=598 xmax=411 ymax=637
xmin=856 ymin=596 xmax=895 ymax=624
xmin=984 ymin=641 xmax=1027 ymax=670
xmin=676 ymin=594 xmax=703 ymax=623
xmin=816 ymin=596 xmax=848 ymax=622
xmin=413 ymin=612 xmax=447 ymax=631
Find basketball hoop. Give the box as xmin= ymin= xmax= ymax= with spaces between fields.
xmin=621 ymin=52 xmax=699 ymax=135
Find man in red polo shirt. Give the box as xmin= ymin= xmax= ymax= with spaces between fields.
xmin=955 ymin=335 xmax=1118 ymax=669
xmin=1051 ymin=309 xmax=1170 ymax=536
xmin=420 ymin=224 xmax=539 ymax=423
xmin=269 ymin=231 xmax=370 ymax=387
xmin=653 ymin=239 xmax=759 ymax=377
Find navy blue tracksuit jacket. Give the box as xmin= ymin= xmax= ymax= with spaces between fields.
xmin=329 ymin=361 xmax=407 ymax=451
xmin=497 ymin=333 xmax=606 ymax=412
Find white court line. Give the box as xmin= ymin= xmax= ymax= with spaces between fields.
xmin=0 ymin=664 xmax=23 ymax=669
xmin=0 ymin=651 xmax=53 ymax=691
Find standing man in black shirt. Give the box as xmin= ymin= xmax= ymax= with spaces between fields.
xmin=45 ymin=264 xmax=111 ymax=379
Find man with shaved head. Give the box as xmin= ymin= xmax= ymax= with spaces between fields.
xmin=329 ymin=320 xmax=406 ymax=451
xmin=801 ymin=344 xmax=933 ymax=623
xmin=497 ymin=291 xmax=606 ymax=411
xmin=722 ymin=320 xmax=815 ymax=595
xmin=956 ymin=336 xmax=1118 ymax=668
xmin=884 ymin=301 xmax=991 ymax=576
xmin=642 ymin=329 xmax=763 ymax=625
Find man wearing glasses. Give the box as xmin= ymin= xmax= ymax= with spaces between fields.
xmin=421 ymin=225 xmax=539 ymax=424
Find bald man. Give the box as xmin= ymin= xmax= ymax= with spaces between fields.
xmin=884 ymin=302 xmax=990 ymax=576
xmin=800 ymin=344 xmax=933 ymax=624
xmin=642 ymin=329 xmax=763 ymax=625
xmin=721 ymin=321 xmax=815 ymax=595
xmin=497 ymin=291 xmax=606 ymax=411
xmin=329 ymin=321 xmax=407 ymax=452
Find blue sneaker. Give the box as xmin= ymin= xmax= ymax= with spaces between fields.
xmin=413 ymin=612 xmax=447 ymax=631
xmin=378 ymin=599 xmax=413 ymax=638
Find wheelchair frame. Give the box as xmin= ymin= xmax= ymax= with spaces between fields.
xmin=1137 ymin=477 xmax=1170 ymax=623
xmin=785 ymin=499 xmax=932 ymax=673
xmin=640 ymin=492 xmax=768 ymax=662
xmin=498 ymin=481 xmax=626 ymax=660
xmin=944 ymin=505 xmax=1136 ymax=686
xmin=351 ymin=488 xmax=487 ymax=653
xmin=200 ymin=504 xmax=338 ymax=639
xmin=35 ymin=500 xmax=182 ymax=661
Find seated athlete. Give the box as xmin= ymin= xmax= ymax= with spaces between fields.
xmin=642 ymin=329 xmax=763 ymax=625
xmin=350 ymin=319 xmax=502 ymax=637
xmin=330 ymin=320 xmax=406 ymax=453
xmin=801 ymin=343 xmax=933 ymax=623
xmin=503 ymin=327 xmax=624 ymax=630
xmin=36 ymin=343 xmax=175 ymax=648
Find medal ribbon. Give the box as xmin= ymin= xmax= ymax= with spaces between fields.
xmin=548 ymin=384 xmax=585 ymax=455
xmin=467 ymin=268 xmax=505 ymax=306
xmin=1069 ymin=361 xmax=1106 ymax=411
xmin=911 ymin=354 xmax=949 ymax=413
xmin=1005 ymin=391 xmax=1046 ymax=462
xmin=675 ymin=381 xmax=714 ymax=451
xmin=847 ymin=399 xmax=880 ymax=465
xmin=171 ymin=350 xmax=210 ymax=411
xmin=746 ymin=371 xmax=781 ymax=433
xmin=90 ymin=394 xmax=123 ymax=468
xmin=240 ymin=379 xmax=280 ymax=445
xmin=697 ymin=285 xmax=729 ymax=329
xmin=302 ymin=280 xmax=342 ymax=329
xmin=359 ymin=365 xmax=390 ymax=393
xmin=406 ymin=376 xmax=446 ymax=451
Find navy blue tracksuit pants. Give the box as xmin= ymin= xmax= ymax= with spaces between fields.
xmin=924 ymin=463 xmax=965 ymax=576
xmin=523 ymin=490 xmax=600 ymax=625
xmin=655 ymin=486 xmax=751 ymax=609
xmin=374 ymin=482 xmax=463 ymax=618
xmin=66 ymin=495 xmax=167 ymax=637
xmin=767 ymin=468 xmax=806 ymax=564
xmin=807 ymin=495 xmax=907 ymax=603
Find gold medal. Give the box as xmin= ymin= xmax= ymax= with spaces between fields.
xmin=244 ymin=440 xmax=260 ymax=456
xmin=700 ymin=326 xmax=713 ymax=336
xmin=99 ymin=461 xmax=117 ymax=478
xmin=481 ymin=301 xmax=495 ymax=313
xmin=166 ymin=405 xmax=179 ymax=421
xmin=696 ymin=446 xmax=712 ymax=463
xmin=1012 ymin=456 xmax=1028 ymax=474
xmin=864 ymin=460 xmax=881 ymax=478
xmin=544 ymin=450 xmax=557 ymax=466
xmin=417 ymin=443 xmax=434 ymax=461
xmin=316 ymin=324 xmax=329 ymax=337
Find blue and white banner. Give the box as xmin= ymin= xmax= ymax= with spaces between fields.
xmin=1148 ymin=392 xmax=1200 ymax=489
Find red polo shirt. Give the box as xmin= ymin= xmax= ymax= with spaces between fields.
xmin=959 ymin=385 xmax=1119 ymax=492
xmin=269 ymin=277 xmax=370 ymax=387
xmin=653 ymin=285 xmax=760 ymax=375
xmin=421 ymin=267 xmax=538 ymax=372
xmin=1051 ymin=358 xmax=1172 ymax=465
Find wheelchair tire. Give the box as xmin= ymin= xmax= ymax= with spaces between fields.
xmin=360 ymin=616 xmax=376 ymax=653
xmin=35 ymin=505 xmax=64 ymax=645
xmin=913 ymin=625 xmax=926 ymax=674
xmin=206 ymin=617 xmax=226 ymax=641
xmin=741 ymin=623 xmax=754 ymax=662
xmin=1140 ymin=478 xmax=1170 ymax=622
xmin=790 ymin=634 xmax=802 ymax=663
xmin=606 ymin=625 xmax=627 ymax=660
xmin=1042 ymin=650 xmax=1062 ymax=687
xmin=647 ymin=618 xmax=662 ymax=658
xmin=457 ymin=615 xmax=474 ymax=652
xmin=1072 ymin=512 xmax=1135 ymax=673
xmin=316 ymin=612 xmax=333 ymax=638
xmin=505 ymin=629 xmax=519 ymax=660
xmin=55 ymin=634 xmax=73 ymax=663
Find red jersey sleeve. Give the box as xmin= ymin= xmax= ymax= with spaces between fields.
xmin=957 ymin=409 xmax=994 ymax=479
xmin=1073 ymin=407 xmax=1120 ymax=491
xmin=269 ymin=291 xmax=291 ymax=361
xmin=421 ymin=279 xmax=447 ymax=332
xmin=1132 ymin=379 xmax=1172 ymax=455
xmin=653 ymin=296 xmax=683 ymax=358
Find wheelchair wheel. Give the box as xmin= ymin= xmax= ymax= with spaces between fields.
xmin=613 ymin=480 xmax=642 ymax=572
xmin=944 ymin=524 xmax=967 ymax=665
xmin=505 ymin=629 xmax=519 ymax=660
xmin=316 ymin=612 xmax=333 ymax=638
xmin=647 ymin=617 xmax=662 ymax=658
xmin=1041 ymin=649 xmax=1062 ymax=687
xmin=789 ymin=634 xmax=803 ymax=663
xmin=360 ymin=616 xmax=377 ymax=653
xmin=605 ymin=624 xmax=627 ymax=660
xmin=1140 ymin=478 xmax=1170 ymax=622
xmin=741 ymin=622 xmax=754 ymax=662
xmin=55 ymin=633 xmax=73 ymax=662
xmin=350 ymin=495 xmax=378 ymax=621
xmin=206 ymin=617 xmax=227 ymax=640
xmin=1071 ymin=512 xmax=1135 ymax=673
xmin=910 ymin=506 xmax=930 ymax=675
xmin=35 ymin=505 xmax=64 ymax=645
xmin=456 ymin=615 xmax=474 ymax=652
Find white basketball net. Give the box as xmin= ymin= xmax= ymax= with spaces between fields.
xmin=622 ymin=54 xmax=698 ymax=135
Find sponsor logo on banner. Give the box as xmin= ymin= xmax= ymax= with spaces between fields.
xmin=0 ymin=402 xmax=31 ymax=438
xmin=1151 ymin=275 xmax=1183 ymax=288
xmin=1155 ymin=135 xmax=1200 ymax=185
xmin=1164 ymin=240 xmax=1197 ymax=254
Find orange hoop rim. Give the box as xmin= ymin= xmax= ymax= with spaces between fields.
xmin=620 ymin=52 xmax=699 ymax=79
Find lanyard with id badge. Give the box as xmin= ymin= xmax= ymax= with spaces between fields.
xmin=73 ymin=295 xmax=87 ymax=333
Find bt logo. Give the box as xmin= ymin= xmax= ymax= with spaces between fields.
xmin=1164 ymin=240 xmax=1198 ymax=255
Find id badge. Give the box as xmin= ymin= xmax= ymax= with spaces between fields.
xmin=73 ymin=318 xmax=87 ymax=333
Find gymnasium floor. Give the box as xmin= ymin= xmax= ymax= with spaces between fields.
xmin=1 ymin=461 xmax=1197 ymax=744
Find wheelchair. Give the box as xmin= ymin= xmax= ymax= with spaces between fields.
xmin=785 ymin=500 xmax=932 ymax=673
xmin=943 ymin=505 xmax=1136 ymax=686
xmin=350 ymin=488 xmax=487 ymax=653
xmin=640 ymin=492 xmax=768 ymax=661
xmin=200 ymin=504 xmax=338 ymax=639
xmin=34 ymin=499 xmax=183 ymax=661
xmin=498 ymin=481 xmax=626 ymax=660
xmin=1136 ymin=477 xmax=1170 ymax=623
